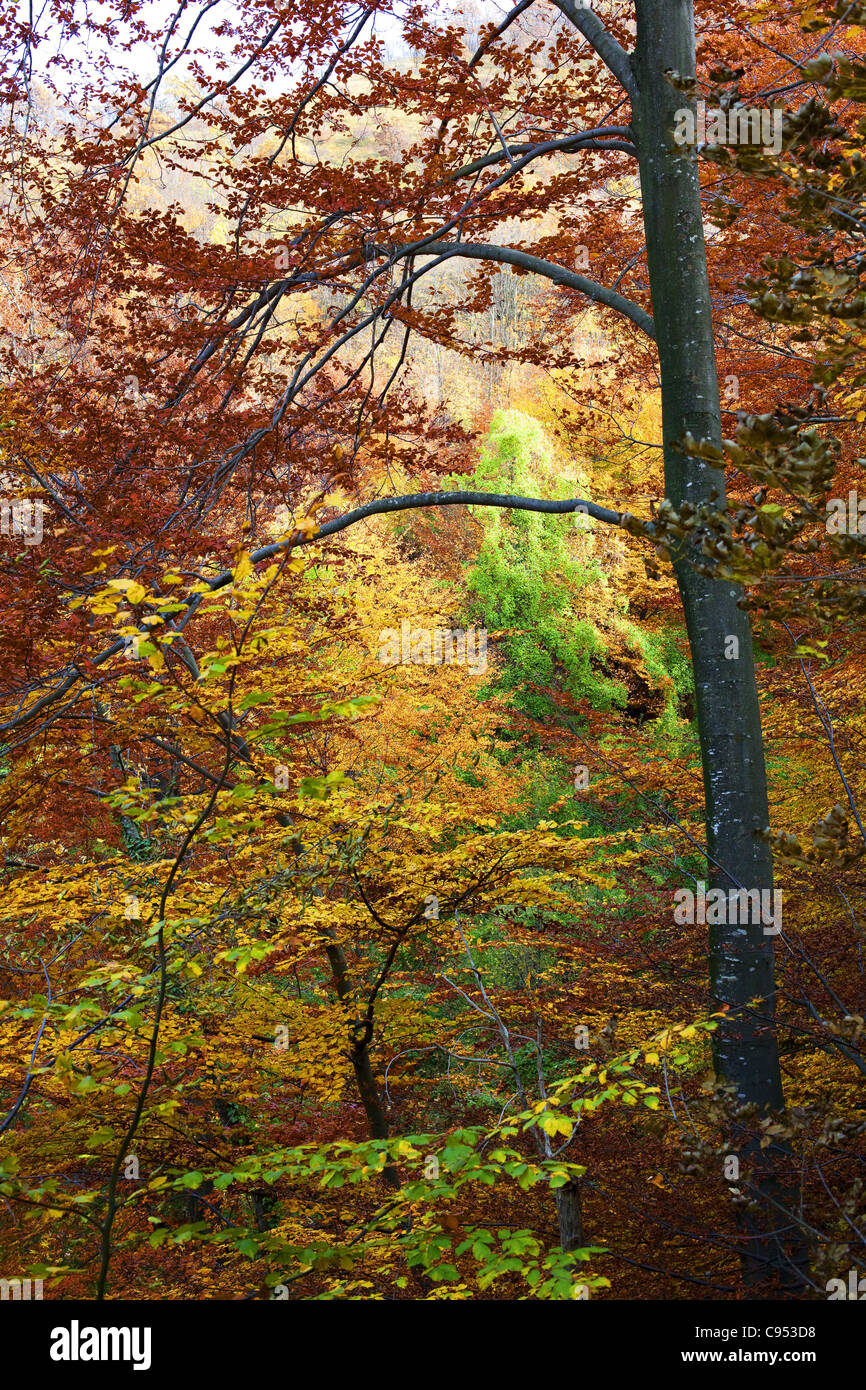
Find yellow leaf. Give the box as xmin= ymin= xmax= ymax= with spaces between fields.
xmin=234 ymin=550 xmax=254 ymax=582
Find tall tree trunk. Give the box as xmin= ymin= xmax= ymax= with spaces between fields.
xmin=631 ymin=0 xmax=805 ymax=1287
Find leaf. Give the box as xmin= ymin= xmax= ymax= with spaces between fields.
xmin=238 ymin=691 xmax=274 ymax=710
xmin=234 ymin=550 xmax=254 ymax=582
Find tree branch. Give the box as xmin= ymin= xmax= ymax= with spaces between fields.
xmin=448 ymin=128 xmax=637 ymax=184
xmin=413 ymin=242 xmax=654 ymax=340
xmin=468 ymin=0 xmax=537 ymax=71
xmin=0 ymin=492 xmax=638 ymax=736
xmin=552 ymin=0 xmax=637 ymax=100
xmin=260 ymin=489 xmax=630 ymax=556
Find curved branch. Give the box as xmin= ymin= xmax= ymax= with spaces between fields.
xmin=0 ymin=492 xmax=638 ymax=736
xmin=448 ymin=129 xmax=637 ymax=184
xmin=413 ymin=242 xmax=654 ymax=340
xmin=225 ymin=492 xmax=629 ymax=584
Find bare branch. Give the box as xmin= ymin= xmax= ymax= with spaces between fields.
xmin=414 ymin=241 xmax=654 ymax=339
xmin=448 ymin=128 xmax=637 ymax=183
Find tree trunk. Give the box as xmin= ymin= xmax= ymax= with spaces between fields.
xmin=554 ymin=1180 xmax=584 ymax=1254
xmin=325 ymin=936 xmax=400 ymax=1188
xmin=631 ymin=0 xmax=805 ymax=1287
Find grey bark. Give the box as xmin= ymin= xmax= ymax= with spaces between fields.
xmin=632 ymin=0 xmax=783 ymax=1114
xmin=632 ymin=0 xmax=806 ymax=1287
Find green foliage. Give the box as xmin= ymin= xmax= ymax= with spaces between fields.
xmin=452 ymin=412 xmax=694 ymax=737
xmin=451 ymin=410 xmax=625 ymax=718
xmin=137 ymin=1125 xmax=612 ymax=1300
xmin=618 ymin=620 xmax=696 ymax=748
